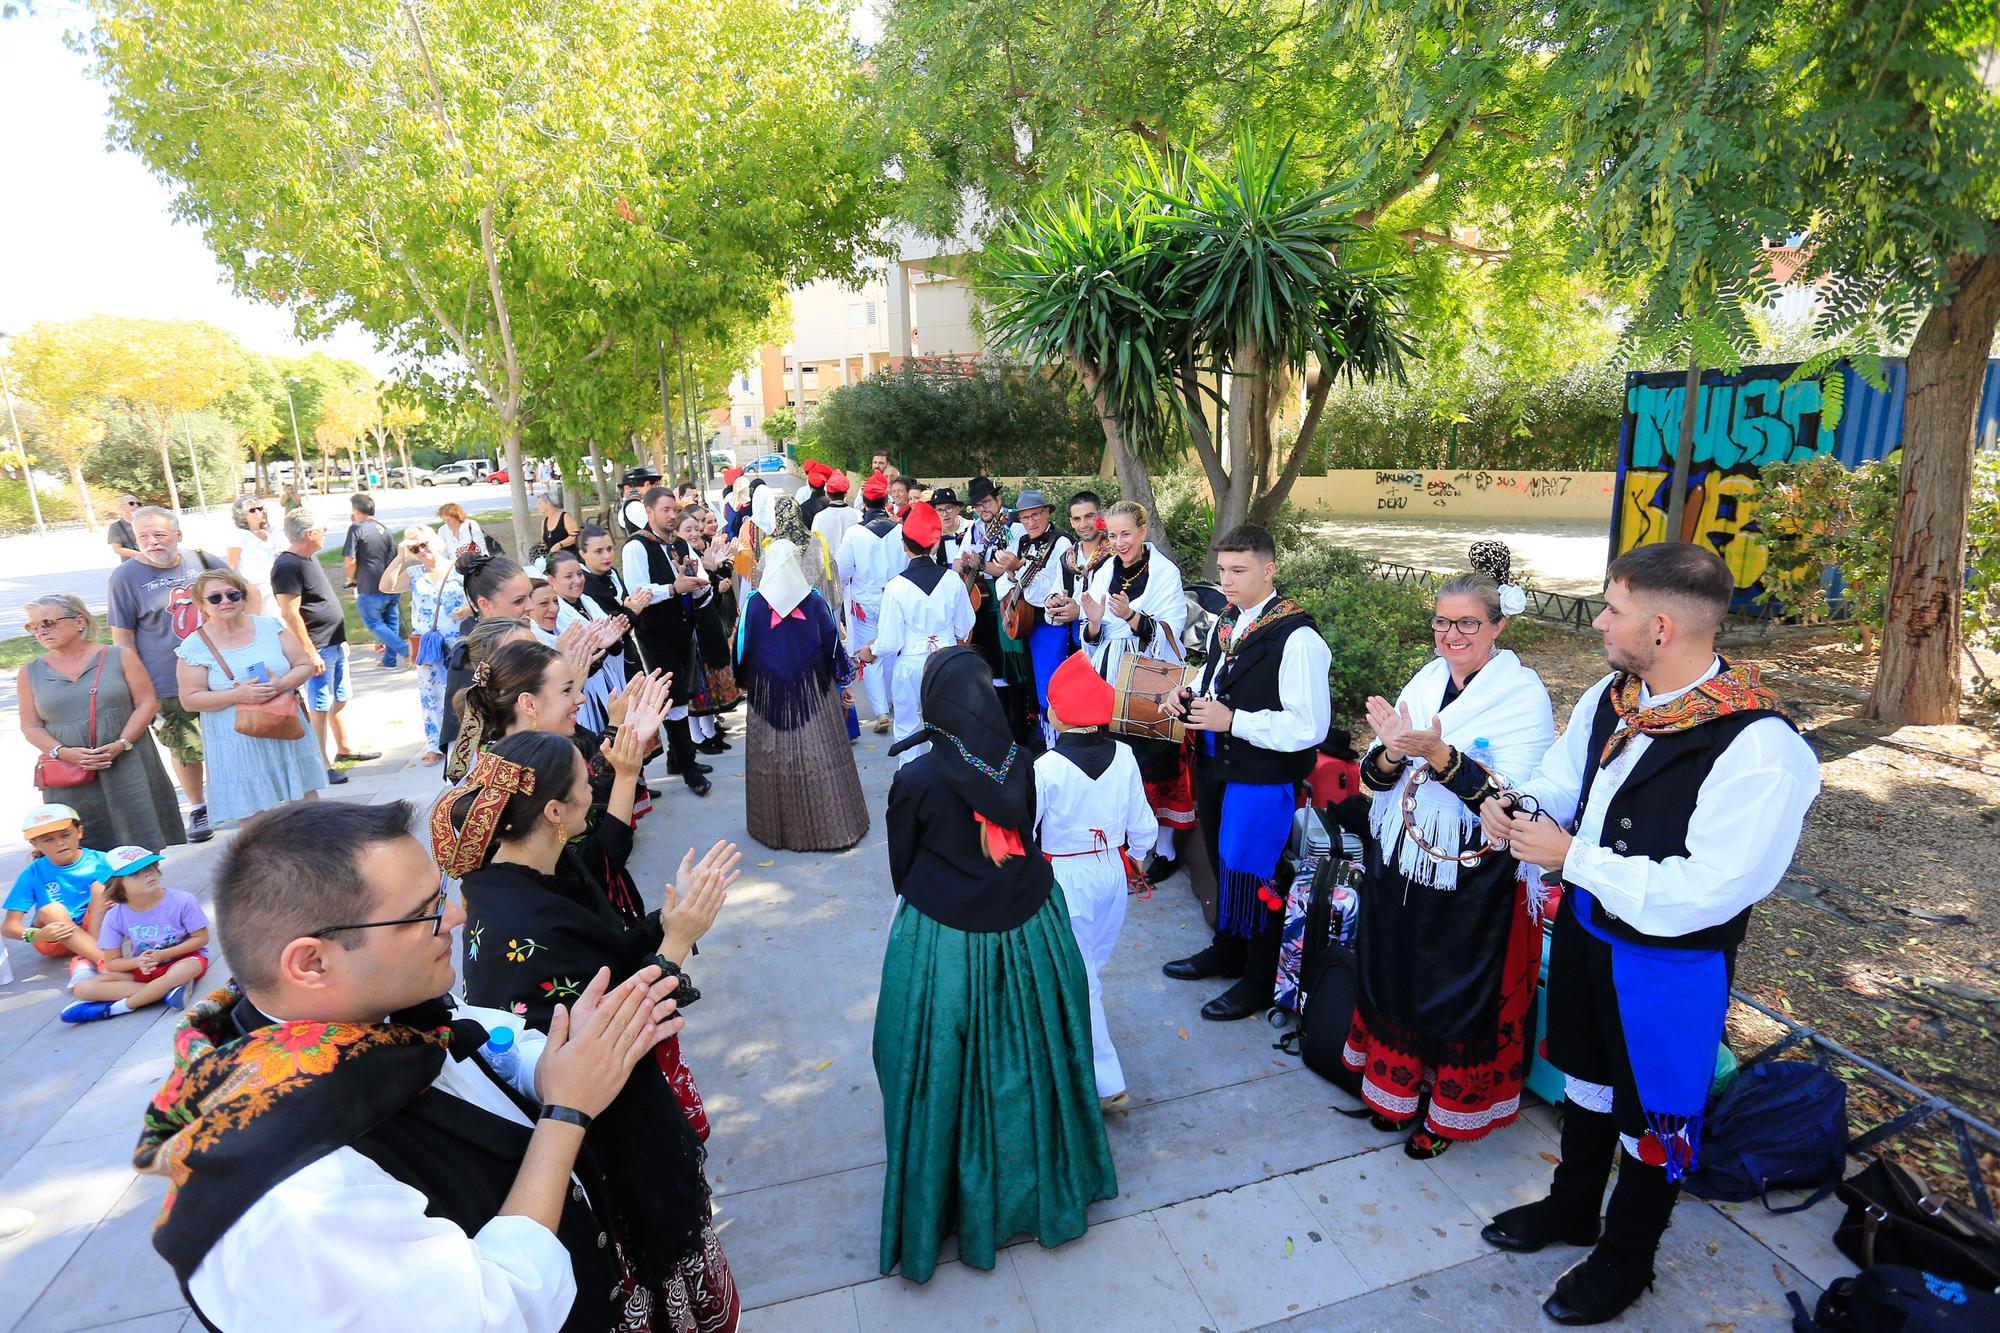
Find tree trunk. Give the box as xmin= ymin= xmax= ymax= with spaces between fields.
xmin=1077 ymin=364 xmax=1177 ymax=567
xmin=1868 ymin=250 xmax=2000 ymax=725
xmin=1252 ymin=360 xmax=1335 ymax=526
xmin=1664 ymin=350 xmax=1701 ymax=544
xmin=395 ymin=431 xmax=413 ymax=482
xmin=156 ymin=432 xmax=182 ymax=511
xmin=588 ymin=438 xmax=612 ymax=517
xmin=69 ymin=462 xmax=98 ymax=527
xmin=500 ymin=409 xmax=531 ymax=558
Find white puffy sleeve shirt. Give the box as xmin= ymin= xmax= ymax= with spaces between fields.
xmin=188 ymin=1005 xmax=576 ymax=1333
xmin=1203 ymin=593 xmax=1332 ymax=754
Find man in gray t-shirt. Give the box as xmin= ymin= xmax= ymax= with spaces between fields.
xmin=105 ymin=507 xmax=246 ymax=843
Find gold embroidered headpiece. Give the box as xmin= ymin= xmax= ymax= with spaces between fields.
xmin=430 ymin=751 xmax=536 ymax=878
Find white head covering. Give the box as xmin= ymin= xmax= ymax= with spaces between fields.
xmin=758 ymin=538 xmax=812 ymax=619
xmin=731 ymin=474 xmax=754 ymax=507
xmin=751 ymin=483 xmax=778 ymax=533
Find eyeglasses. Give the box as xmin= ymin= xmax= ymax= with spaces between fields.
xmin=23 ymin=618 xmax=76 ymax=634
xmin=313 ymin=888 xmax=448 ymax=939
xmin=245 ymin=506 xmax=265 ymax=514
xmin=1431 ymin=615 xmax=1494 ymax=635
xmin=204 ymin=590 xmax=247 ymax=605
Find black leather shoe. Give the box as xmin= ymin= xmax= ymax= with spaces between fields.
xmin=1480 ymin=1198 xmax=1602 ymax=1253
xmin=1162 ymin=944 xmax=1244 ymax=982
xmin=1199 ymin=978 xmax=1272 ymax=1021
xmin=684 ymin=772 xmax=712 ymax=797
xmin=645 ymin=787 xmax=661 ymax=799
xmin=1145 ymin=854 xmax=1181 ymax=883
xmin=697 ymin=737 xmax=731 ymax=754
xmin=1541 ymin=1253 xmax=1654 ymax=1326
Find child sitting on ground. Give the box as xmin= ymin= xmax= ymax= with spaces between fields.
xmin=3 ymin=804 xmax=114 ymax=990
xmin=62 ymin=846 xmax=209 ymax=1024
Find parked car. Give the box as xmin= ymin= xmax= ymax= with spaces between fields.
xmin=433 ymin=459 xmax=497 ymax=486
xmin=746 ymin=453 xmax=790 ymax=475
xmin=489 ymin=469 xmax=510 ymax=485
xmin=390 ymin=465 xmax=438 ymax=486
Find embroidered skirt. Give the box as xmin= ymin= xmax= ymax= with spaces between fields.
xmin=874 ymin=889 xmax=1118 ymax=1283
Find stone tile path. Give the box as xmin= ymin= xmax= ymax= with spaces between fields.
xmin=0 ymin=674 xmax=1853 ymax=1332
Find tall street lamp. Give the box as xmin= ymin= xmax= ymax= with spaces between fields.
xmin=282 ymin=377 xmax=307 ymax=493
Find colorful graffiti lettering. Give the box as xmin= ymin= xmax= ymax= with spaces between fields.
xmin=1615 ymin=366 xmax=1836 ymax=604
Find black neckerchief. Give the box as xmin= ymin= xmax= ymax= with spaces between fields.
xmin=1052 ymin=728 xmax=1118 ymax=780
xmin=1110 ymin=549 xmax=1150 ymax=600
xmin=900 ymin=554 xmax=948 ymax=594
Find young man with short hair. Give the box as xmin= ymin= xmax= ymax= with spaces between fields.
xmin=1478 ymin=542 xmax=1821 ymax=1326
xmin=107 ymin=507 xmax=238 ymax=841
xmin=138 ymin=799 xmax=689 ymax=1332
xmin=622 ymin=489 xmax=713 ymax=794
xmin=1161 ymin=524 xmax=1331 ymax=1019
xmin=342 ymin=493 xmax=403 ymax=669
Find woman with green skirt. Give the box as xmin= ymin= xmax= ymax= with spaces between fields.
xmin=877 ymin=646 xmax=1118 ymax=1282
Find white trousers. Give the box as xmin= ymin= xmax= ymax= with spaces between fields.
xmin=889 ymin=644 xmax=945 ymax=766
xmin=1054 ymin=848 xmax=1131 ymax=1098
xmin=848 ymin=598 xmax=890 ymax=717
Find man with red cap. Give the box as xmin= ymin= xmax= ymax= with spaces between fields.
xmin=835 ymin=472 xmax=907 ymax=730
xmin=798 ymin=460 xmax=833 ymax=531
xmin=861 ymin=502 xmax=974 ymax=762
xmin=1034 ymin=653 xmax=1158 ymax=1111
xmin=812 ymin=469 xmax=858 ymax=578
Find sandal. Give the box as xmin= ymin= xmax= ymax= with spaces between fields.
xmin=1403 ymin=1128 xmax=1453 ymax=1160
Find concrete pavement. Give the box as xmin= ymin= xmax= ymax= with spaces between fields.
xmin=0 ymin=657 xmax=1855 ymax=1331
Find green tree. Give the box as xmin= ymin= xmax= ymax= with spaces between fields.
xmin=214 ymin=353 xmax=287 ymax=493
xmin=86 ymin=406 xmax=242 ymax=508
xmin=85 ymin=0 xmax=884 ymax=551
xmin=760 ymin=407 xmax=798 ymax=452
xmin=84 ymin=317 xmax=247 ymax=510
xmin=809 ymin=362 xmax=1105 ymax=477
xmin=5 ymin=320 xmax=117 ymax=524
xmin=1544 ymin=0 xmax=2000 ymax=724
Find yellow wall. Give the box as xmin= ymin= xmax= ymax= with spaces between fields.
xmin=1295 ymin=469 xmax=1616 ymax=521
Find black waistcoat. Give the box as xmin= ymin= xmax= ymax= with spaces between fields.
xmin=1196 ymin=611 xmax=1320 ymax=785
xmin=627 ymin=532 xmax=695 ymax=683
xmin=1570 ymin=683 xmax=1793 ymax=951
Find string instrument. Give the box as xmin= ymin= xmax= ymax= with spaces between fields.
xmin=999 ymin=529 xmax=1060 ymax=641
xmin=961 ymin=511 xmax=1014 ymax=613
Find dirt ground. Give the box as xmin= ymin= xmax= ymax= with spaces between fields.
xmin=1484 ymin=620 xmax=2000 ymax=1202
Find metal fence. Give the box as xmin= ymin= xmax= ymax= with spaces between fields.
xmin=1362 ymin=557 xmax=1794 ymax=635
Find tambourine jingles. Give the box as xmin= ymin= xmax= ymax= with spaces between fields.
xmin=1398 ymin=763 xmax=1490 ymax=867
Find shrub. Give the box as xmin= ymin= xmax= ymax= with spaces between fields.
xmin=1755 ymin=450 xmax=1900 ymax=638
xmin=85 ymin=407 xmax=244 ymax=505
xmin=1277 ymin=543 xmax=1436 ymax=722
xmin=812 ymin=362 xmax=1103 ymax=477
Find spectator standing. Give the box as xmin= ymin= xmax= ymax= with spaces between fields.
xmin=175 ymin=566 xmax=328 ymax=821
xmin=342 ymin=494 xmax=404 ymax=669
xmin=380 ymin=524 xmax=470 ymax=765
xmin=106 ymin=506 xmax=239 ymax=843
xmin=271 ymin=509 xmax=376 ymax=782
xmin=106 ymin=494 xmax=142 ymax=562
xmin=536 ymin=493 xmax=575 ymax=560
xmin=18 ymin=594 xmax=186 ymax=849
xmin=225 ymin=497 xmax=282 ymax=604
xmin=436 ymin=502 xmax=488 ymax=560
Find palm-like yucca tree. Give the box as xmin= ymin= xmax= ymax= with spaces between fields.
xmin=1151 ymin=131 xmax=1414 ymax=535
xmin=979 ymin=171 xmax=1185 ymax=559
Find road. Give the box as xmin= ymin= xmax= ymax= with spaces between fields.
xmin=0 ymin=481 xmax=520 ymax=625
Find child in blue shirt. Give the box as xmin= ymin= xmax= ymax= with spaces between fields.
xmin=3 ymin=804 xmax=114 ymax=988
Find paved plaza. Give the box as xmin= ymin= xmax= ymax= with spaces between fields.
xmin=0 ymin=656 xmax=1858 ymax=1333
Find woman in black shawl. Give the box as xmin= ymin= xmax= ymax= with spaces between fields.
xmin=434 ymin=729 xmax=744 ymax=1331
xmin=874 ymin=647 xmax=1117 ymax=1284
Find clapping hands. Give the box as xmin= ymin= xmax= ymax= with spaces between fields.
xmin=660 ymin=839 xmax=743 ymax=962
xmin=1366 ymin=696 xmax=1445 ymax=767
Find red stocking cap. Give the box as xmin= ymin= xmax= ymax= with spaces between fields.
xmin=825 ymin=470 xmax=851 ymax=496
xmin=1048 ymin=652 xmax=1115 ymax=728
xmin=861 ymin=473 xmax=890 ymax=502
xmin=803 ymin=460 xmax=831 ymax=485
xmin=901 ymin=501 xmax=942 ymax=549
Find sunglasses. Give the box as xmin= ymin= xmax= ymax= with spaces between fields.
xmin=23 ymin=618 xmax=78 ymax=634
xmin=1431 ymin=615 xmax=1493 ymax=635
xmin=204 ymin=590 xmax=247 ymax=605
xmin=313 ymin=888 xmax=449 ymax=939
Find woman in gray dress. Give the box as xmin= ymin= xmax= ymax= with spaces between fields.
xmin=16 ymin=594 xmax=186 ymax=848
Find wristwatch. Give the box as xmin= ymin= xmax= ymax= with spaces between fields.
xmin=539 ymin=1104 xmax=593 ymax=1130
xmin=116 ymin=738 xmax=135 ymax=753
xmin=45 ymin=744 xmax=63 ymax=760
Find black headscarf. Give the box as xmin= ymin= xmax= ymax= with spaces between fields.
xmin=888 ymin=645 xmax=1033 ymax=839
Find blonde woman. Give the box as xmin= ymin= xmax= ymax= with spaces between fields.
xmin=173 ymin=568 xmax=328 ymax=824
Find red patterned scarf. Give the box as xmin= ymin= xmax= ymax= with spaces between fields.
xmin=1602 ymin=661 xmax=1785 ymax=764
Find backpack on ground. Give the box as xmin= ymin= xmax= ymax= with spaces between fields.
xmin=1276 ymin=935 xmax=1362 ymax=1092
xmin=1682 ymin=1057 xmax=1849 ymax=1212
xmin=1833 ymin=1159 xmax=2000 ymax=1290
xmin=1789 ymin=1265 xmax=2000 ymax=1332
xmin=1273 ymin=808 xmax=1344 ymax=1014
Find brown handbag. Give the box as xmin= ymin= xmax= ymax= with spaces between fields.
xmin=34 ymin=648 xmax=109 ymax=789
xmin=197 ymin=627 xmax=306 ymax=741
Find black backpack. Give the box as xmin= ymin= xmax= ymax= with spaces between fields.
xmin=1277 ymin=938 xmax=1362 ymax=1092
xmin=1683 ymin=1058 xmax=1849 ymax=1212
xmin=1833 ymin=1160 xmax=2000 ymax=1291
xmin=1790 ymin=1265 xmax=2000 ymax=1332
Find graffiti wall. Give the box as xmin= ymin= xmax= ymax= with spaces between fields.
xmin=1301 ymin=469 xmax=1616 ymax=521
xmin=1611 ymin=363 xmax=1837 ymax=606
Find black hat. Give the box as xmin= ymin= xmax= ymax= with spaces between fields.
xmin=928 ymin=487 xmax=961 ymax=510
xmin=966 ymin=475 xmax=998 ymax=505
xmin=887 ymin=647 xmax=1033 ymax=831
xmin=621 ymin=465 xmax=662 ymax=489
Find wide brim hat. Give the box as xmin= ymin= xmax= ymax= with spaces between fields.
xmin=966 ymin=475 xmax=998 ymax=505
xmin=1013 ymin=489 xmax=1051 ymax=514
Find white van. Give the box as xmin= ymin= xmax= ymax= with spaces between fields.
xmin=433 ymin=459 xmax=496 ymax=486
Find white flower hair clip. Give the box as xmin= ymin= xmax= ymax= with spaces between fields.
xmin=1499 ymin=583 xmax=1528 ymax=617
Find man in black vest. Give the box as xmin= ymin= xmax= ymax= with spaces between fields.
xmin=622 ymin=487 xmax=714 ymax=795
xmin=1479 ymin=541 xmax=1820 ymax=1325
xmin=137 ymin=800 xmax=683 ymax=1331
xmin=1161 ymin=524 xmax=1331 ymax=1020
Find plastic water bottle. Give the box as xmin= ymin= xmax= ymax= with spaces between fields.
xmin=1467 ymin=737 xmax=1504 ymax=788
xmin=482 ymin=1026 xmax=520 ymax=1083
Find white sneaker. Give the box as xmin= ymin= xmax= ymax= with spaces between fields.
xmin=67 ymin=958 xmax=99 ymax=992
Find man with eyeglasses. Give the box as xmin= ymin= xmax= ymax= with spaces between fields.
xmin=106 ymin=494 xmax=142 ymax=562
xmin=139 ymin=799 xmax=686 ymax=1332
xmin=107 ymin=506 xmax=240 ymax=842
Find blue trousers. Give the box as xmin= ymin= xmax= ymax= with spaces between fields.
xmin=355 ymin=591 xmax=404 ymax=665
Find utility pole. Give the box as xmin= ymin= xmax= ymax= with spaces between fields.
xmin=183 ymin=418 xmax=209 ymax=511
xmin=0 ymin=348 xmax=47 ymax=537
xmin=283 ymin=379 xmax=306 ymax=494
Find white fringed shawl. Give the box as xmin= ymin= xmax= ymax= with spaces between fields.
xmin=1367 ymin=649 xmax=1556 ymax=890
xmin=1084 ymin=543 xmax=1188 ymax=676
